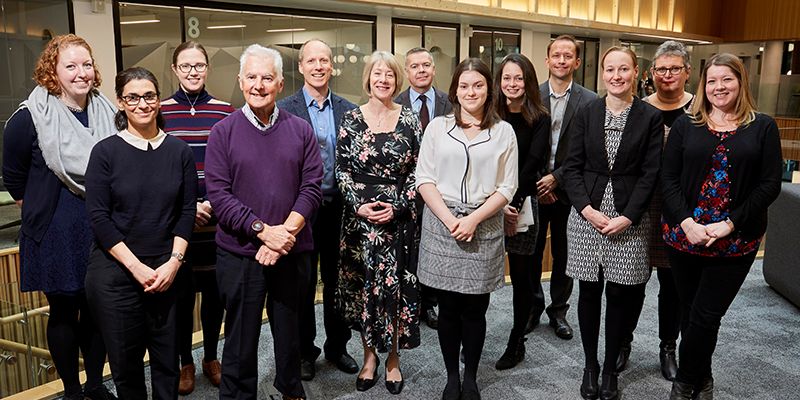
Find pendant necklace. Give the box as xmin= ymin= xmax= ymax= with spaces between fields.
xmin=183 ymin=87 xmax=200 ymax=116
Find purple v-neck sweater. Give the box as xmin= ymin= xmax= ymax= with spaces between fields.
xmin=205 ymin=108 xmax=323 ymax=257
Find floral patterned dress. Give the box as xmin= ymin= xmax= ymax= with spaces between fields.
xmin=335 ymin=106 xmax=422 ymax=352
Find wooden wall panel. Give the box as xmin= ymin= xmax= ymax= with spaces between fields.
xmin=720 ymin=0 xmax=800 ymax=42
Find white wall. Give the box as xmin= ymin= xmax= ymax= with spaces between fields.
xmin=72 ymin=0 xmax=116 ymax=100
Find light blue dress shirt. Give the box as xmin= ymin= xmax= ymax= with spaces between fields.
xmin=302 ymin=87 xmax=337 ymax=194
xmin=408 ymin=86 xmax=436 ymax=122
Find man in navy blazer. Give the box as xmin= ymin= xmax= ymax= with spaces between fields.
xmin=394 ymin=47 xmax=452 ymax=329
xmin=276 ymin=38 xmax=358 ymax=380
xmin=530 ymin=35 xmax=598 ymax=340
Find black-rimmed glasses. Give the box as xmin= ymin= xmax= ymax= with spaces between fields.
xmin=177 ymin=63 xmax=208 ymax=73
xmin=121 ymin=93 xmax=159 ymax=106
xmin=653 ymin=66 xmax=685 ymax=76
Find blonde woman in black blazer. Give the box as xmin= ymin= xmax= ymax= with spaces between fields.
xmin=562 ymin=46 xmax=663 ymax=400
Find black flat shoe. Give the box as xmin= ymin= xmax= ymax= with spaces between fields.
xmin=356 ymin=357 xmax=380 ymax=392
xmin=421 ymin=307 xmax=439 ymax=330
xmin=461 ymin=387 xmax=481 ymax=400
xmin=616 ymin=341 xmax=631 ymax=373
xmin=669 ymin=380 xmax=693 ymax=400
xmin=599 ymin=372 xmax=619 ymax=400
xmin=300 ymin=358 xmax=315 ymax=381
xmin=659 ymin=340 xmax=678 ymax=381
xmin=441 ymin=382 xmax=460 ymax=400
xmin=580 ymin=368 xmax=599 ymax=400
xmin=524 ymin=313 xmax=540 ymax=334
xmin=495 ymin=337 xmax=526 ymax=370
xmin=694 ymin=377 xmax=714 ymax=400
xmin=385 ymin=366 xmax=404 ymax=395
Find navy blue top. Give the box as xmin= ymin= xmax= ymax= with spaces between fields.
xmin=85 ymin=134 xmax=197 ymax=257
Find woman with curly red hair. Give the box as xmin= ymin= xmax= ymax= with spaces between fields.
xmin=2 ymin=34 xmax=117 ymax=400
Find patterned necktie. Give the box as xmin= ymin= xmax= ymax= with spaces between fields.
xmin=418 ymin=94 xmax=430 ymax=131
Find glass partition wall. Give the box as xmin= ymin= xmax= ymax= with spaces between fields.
xmin=392 ymin=19 xmax=459 ymax=93
xmin=118 ymin=2 xmax=375 ymax=107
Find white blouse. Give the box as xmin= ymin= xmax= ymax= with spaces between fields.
xmin=415 ymin=115 xmax=518 ymax=204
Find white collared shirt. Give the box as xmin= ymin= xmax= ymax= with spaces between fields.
xmin=547 ymin=80 xmax=573 ymax=171
xmin=415 ymin=116 xmax=518 ymax=204
xmin=242 ymin=103 xmax=280 ymax=132
xmin=117 ymin=129 xmax=167 ymax=150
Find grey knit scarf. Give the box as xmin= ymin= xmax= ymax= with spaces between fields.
xmin=17 ymin=85 xmax=117 ymax=196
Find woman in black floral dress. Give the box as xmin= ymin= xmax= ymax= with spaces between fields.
xmin=335 ymin=50 xmax=421 ymax=395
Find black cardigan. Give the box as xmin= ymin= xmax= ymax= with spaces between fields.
xmin=562 ymin=96 xmax=664 ymax=224
xmin=661 ymin=113 xmax=783 ymax=239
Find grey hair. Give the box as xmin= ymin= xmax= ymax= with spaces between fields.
xmin=239 ymin=44 xmax=283 ymax=79
xmin=298 ymin=39 xmax=332 ymax=63
xmin=653 ymin=40 xmax=691 ymax=68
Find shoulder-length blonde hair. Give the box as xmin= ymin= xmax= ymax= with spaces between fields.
xmin=33 ymin=34 xmax=102 ymax=96
xmin=361 ymin=51 xmax=404 ymax=98
xmin=690 ymin=53 xmax=756 ymax=126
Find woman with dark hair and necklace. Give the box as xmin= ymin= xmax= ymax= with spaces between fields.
xmin=160 ymin=40 xmax=235 ymax=394
xmin=492 ymin=53 xmax=550 ymax=371
xmin=2 ymin=34 xmax=117 ymax=400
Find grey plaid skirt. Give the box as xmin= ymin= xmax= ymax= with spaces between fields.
xmin=417 ymin=201 xmax=505 ymax=295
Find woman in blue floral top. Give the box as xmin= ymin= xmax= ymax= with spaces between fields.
xmin=661 ymin=53 xmax=783 ymax=399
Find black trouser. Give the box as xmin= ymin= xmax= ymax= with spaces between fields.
xmin=508 ymin=253 xmax=535 ymax=341
xmin=531 ymin=201 xmax=572 ymax=321
xmin=85 ymin=248 xmax=179 ymax=400
xmin=44 ymin=292 xmax=107 ymax=397
xmin=302 ymin=194 xmax=351 ymax=361
xmin=620 ymin=266 xmax=680 ymax=346
xmin=668 ymin=248 xmax=755 ymax=385
xmin=577 ymin=270 xmax=648 ymax=373
xmin=176 ymin=267 xmax=224 ymax=366
xmin=436 ymin=289 xmax=490 ymax=390
xmin=216 ymin=249 xmax=306 ymax=399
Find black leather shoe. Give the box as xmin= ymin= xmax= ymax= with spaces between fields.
xmin=441 ymin=382 xmax=460 ymax=400
xmin=326 ymin=352 xmax=359 ymax=374
xmin=694 ymin=377 xmax=714 ymax=400
xmin=524 ymin=313 xmax=540 ymax=334
xmin=550 ymin=317 xmax=573 ymax=340
xmin=384 ymin=366 xmax=404 ymax=395
xmin=461 ymin=387 xmax=481 ymax=400
xmin=615 ymin=341 xmax=631 ymax=373
xmin=421 ymin=307 xmax=439 ymax=330
xmin=356 ymin=357 xmax=380 ymax=392
xmin=300 ymin=359 xmax=315 ymax=381
xmin=495 ymin=337 xmax=526 ymax=370
xmin=580 ymin=368 xmax=599 ymax=400
xmin=659 ymin=340 xmax=678 ymax=381
xmin=669 ymin=380 xmax=693 ymax=400
xmin=599 ymin=372 xmax=619 ymax=400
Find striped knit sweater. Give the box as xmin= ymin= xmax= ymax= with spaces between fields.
xmin=161 ymin=88 xmax=234 ymax=200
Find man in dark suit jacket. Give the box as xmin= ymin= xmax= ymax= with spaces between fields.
xmin=276 ymin=38 xmax=358 ymax=380
xmin=394 ymin=47 xmax=452 ymax=329
xmin=530 ymin=35 xmax=598 ymax=340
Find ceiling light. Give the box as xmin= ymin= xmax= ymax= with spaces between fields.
xmin=207 ymin=24 xmax=247 ymax=29
xmin=266 ymin=28 xmax=306 ymax=33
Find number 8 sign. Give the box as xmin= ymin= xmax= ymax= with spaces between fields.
xmin=187 ymin=17 xmax=200 ymax=39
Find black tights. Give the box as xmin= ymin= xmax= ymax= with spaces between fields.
xmin=45 ymin=292 xmax=107 ymax=396
xmin=577 ymin=272 xmax=647 ymax=373
xmin=437 ymin=289 xmax=490 ymax=392
xmin=508 ymin=253 xmax=535 ymax=341
xmin=177 ymin=268 xmax=224 ymax=365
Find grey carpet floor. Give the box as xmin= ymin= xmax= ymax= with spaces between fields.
xmin=123 ymin=260 xmax=799 ymax=399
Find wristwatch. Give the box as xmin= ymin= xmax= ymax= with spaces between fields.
xmin=251 ymin=219 xmax=265 ymax=233
xmin=170 ymin=251 xmax=185 ymax=263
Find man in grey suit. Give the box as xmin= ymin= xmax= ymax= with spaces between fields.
xmin=276 ymin=38 xmax=358 ymax=380
xmin=529 ymin=34 xmax=598 ymax=340
xmin=394 ymin=47 xmax=452 ymax=329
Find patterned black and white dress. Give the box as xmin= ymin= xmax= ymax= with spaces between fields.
xmin=565 ymin=106 xmax=651 ymax=285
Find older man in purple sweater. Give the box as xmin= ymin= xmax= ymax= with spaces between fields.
xmin=205 ymin=44 xmax=323 ymax=400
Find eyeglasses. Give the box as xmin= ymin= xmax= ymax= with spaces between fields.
xmin=653 ymin=66 xmax=685 ymax=76
xmin=177 ymin=63 xmax=208 ymax=73
xmin=121 ymin=92 xmax=159 ymax=106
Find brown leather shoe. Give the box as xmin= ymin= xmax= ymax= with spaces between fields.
xmin=178 ymin=364 xmax=195 ymax=395
xmin=203 ymin=359 xmax=222 ymax=387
